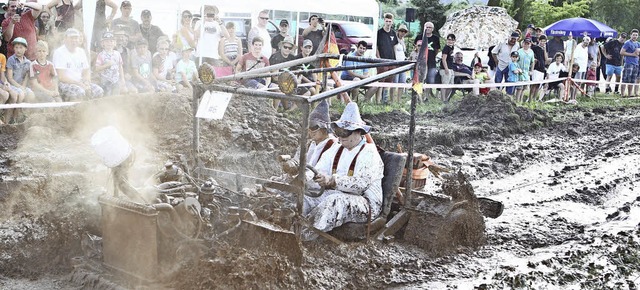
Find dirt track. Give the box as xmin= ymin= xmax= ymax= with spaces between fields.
xmin=1 ymin=92 xmax=639 ymax=289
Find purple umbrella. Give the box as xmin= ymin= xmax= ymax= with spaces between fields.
xmin=543 ymin=17 xmax=617 ymax=38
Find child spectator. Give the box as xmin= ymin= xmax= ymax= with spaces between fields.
xmin=175 ymin=46 xmax=198 ymax=91
xmin=113 ymin=29 xmax=137 ymax=94
xmin=129 ymin=39 xmax=155 ymax=93
xmin=546 ymin=52 xmax=567 ymax=100
xmin=507 ymin=51 xmax=524 ymax=99
xmin=0 ymin=37 xmax=17 ymax=124
xmin=29 ymin=40 xmax=61 ymax=102
xmin=218 ymin=21 xmax=242 ymax=76
xmin=94 ymin=31 xmax=127 ymax=96
xmin=586 ymin=62 xmax=597 ymax=96
xmin=6 ymin=37 xmax=34 ymax=104
xmin=152 ymin=39 xmax=176 ymax=92
xmin=473 ymin=62 xmax=491 ymax=95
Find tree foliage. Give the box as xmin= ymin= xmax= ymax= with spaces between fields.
xmin=410 ymin=0 xmax=450 ymax=35
xmin=525 ymin=0 xmax=590 ymax=29
xmin=591 ymin=0 xmax=639 ymax=33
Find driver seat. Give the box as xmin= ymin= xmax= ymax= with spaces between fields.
xmin=328 ymin=151 xmax=407 ymax=241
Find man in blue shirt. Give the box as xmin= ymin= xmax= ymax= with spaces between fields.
xmin=341 ymin=41 xmax=377 ymax=101
xmin=620 ymin=29 xmax=640 ymax=97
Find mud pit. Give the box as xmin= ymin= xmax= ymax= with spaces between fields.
xmin=1 ymin=91 xmax=640 ymax=289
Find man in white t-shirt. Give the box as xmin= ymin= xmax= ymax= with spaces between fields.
xmin=247 ymin=9 xmax=272 ymax=59
xmin=196 ymin=5 xmax=229 ymax=66
xmin=53 ymin=28 xmax=104 ymax=101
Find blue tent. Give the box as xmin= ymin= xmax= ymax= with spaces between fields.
xmin=543 ymin=17 xmax=617 ymax=38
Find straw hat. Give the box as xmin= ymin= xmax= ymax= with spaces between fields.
xmin=331 ymin=102 xmax=370 ymax=133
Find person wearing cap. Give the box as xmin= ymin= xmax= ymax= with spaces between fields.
xmin=295 ymin=38 xmax=318 ymax=95
xmin=414 ymin=22 xmax=441 ymax=101
xmin=392 ymin=24 xmax=408 ymax=102
xmin=281 ymin=100 xmax=338 ymax=176
xmin=29 ymin=40 xmax=60 ymax=102
xmin=491 ymin=32 xmax=521 ymax=94
xmin=620 ymin=29 xmax=640 ymax=97
xmin=7 ymin=37 xmax=35 ymax=103
xmin=44 ymin=0 xmax=77 ymax=31
xmin=302 ymin=14 xmax=323 ymax=54
xmin=2 ymin=0 xmax=43 ymax=60
xmin=175 ymin=46 xmax=198 ymax=91
xmin=94 ymin=31 xmax=127 ymax=96
xmin=302 ymin=102 xmax=384 ymax=241
xmin=525 ymin=24 xmax=535 ymax=39
xmin=271 ymin=19 xmax=290 ymax=54
xmin=53 ymin=28 xmax=104 ymax=101
xmin=507 ymin=51 xmax=524 ymax=98
xmin=139 ymin=9 xmax=165 ymax=54
xmin=572 ymin=36 xmax=590 ymax=81
xmin=269 ymin=35 xmax=296 ymax=66
xmin=112 ymin=0 xmax=142 ymax=49
xmin=196 ymin=5 xmax=230 ymax=69
xmin=603 ymin=32 xmax=626 ymax=94
xmin=248 ymin=9 xmax=272 ymax=59
xmin=530 ymin=35 xmax=548 ymax=101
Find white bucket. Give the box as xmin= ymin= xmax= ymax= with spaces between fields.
xmin=91 ymin=126 xmax=132 ymax=168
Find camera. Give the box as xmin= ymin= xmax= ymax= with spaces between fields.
xmin=15 ymin=7 xmax=23 ymax=15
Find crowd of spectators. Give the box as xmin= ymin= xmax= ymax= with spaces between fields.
xmin=2 ymin=2 xmax=639 ymax=124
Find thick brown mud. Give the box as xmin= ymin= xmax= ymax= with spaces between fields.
xmin=1 ymin=92 xmax=639 ymax=289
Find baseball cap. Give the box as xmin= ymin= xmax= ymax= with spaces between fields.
xmin=65 ymin=28 xmax=81 ymax=37
xmin=510 ymin=51 xmax=519 ymax=57
xmin=621 ymin=32 xmax=628 ymax=38
xmin=136 ymin=38 xmax=148 ymax=46
xmin=141 ymin=10 xmax=151 ymax=17
xmin=303 ymin=39 xmax=313 ymax=47
xmin=527 ymin=24 xmax=535 ymax=29
xmin=510 ymin=32 xmax=520 ymax=38
xmin=474 ymin=62 xmax=482 ymax=67
xmin=12 ymin=37 xmax=27 ymax=47
xmin=523 ymin=38 xmax=532 ymax=43
xmin=101 ymin=31 xmax=114 ymax=40
xmin=279 ymin=19 xmax=289 ymax=26
xmin=121 ymin=1 xmax=131 ymax=8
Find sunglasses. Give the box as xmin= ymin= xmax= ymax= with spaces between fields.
xmin=333 ymin=127 xmax=354 ymax=138
xmin=308 ymin=125 xmax=321 ymax=132
xmin=283 ymin=45 xmax=293 ymax=50
xmin=260 ymin=17 xmax=269 ymax=20
xmin=183 ymin=15 xmax=192 ymax=18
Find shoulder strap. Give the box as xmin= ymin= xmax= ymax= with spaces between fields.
xmin=332 ymin=146 xmax=344 ymax=175
xmin=347 ymin=144 xmax=367 ymax=177
xmin=319 ymin=139 xmax=334 ymax=160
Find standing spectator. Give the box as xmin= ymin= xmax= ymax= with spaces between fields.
xmin=139 ymin=9 xmax=165 ymax=54
xmin=94 ymin=31 xmax=126 ymax=96
xmin=530 ymin=35 xmax=548 ymax=101
xmin=35 ymin=11 xmax=53 ymax=42
xmin=29 ymin=40 xmax=60 ymax=102
xmin=587 ymin=37 xmax=600 ymax=81
xmin=564 ymin=33 xmax=576 ymax=66
xmin=586 ymin=62 xmax=597 ymax=96
xmin=175 ymin=10 xmax=197 ymax=54
xmin=2 ymin=0 xmax=42 ymax=60
xmin=524 ymin=24 xmax=535 ymax=39
xmin=45 ymin=0 xmax=77 ymax=31
xmin=196 ymin=5 xmax=229 ymax=70
xmin=440 ymin=33 xmax=455 ymax=101
xmin=248 ymin=10 xmax=272 ymax=59
xmin=603 ymin=33 xmax=626 ymax=94
xmin=516 ymin=38 xmax=534 ymax=102
xmin=546 ymin=36 xmax=564 ymax=62
xmin=53 ymin=28 xmax=104 ymax=101
xmin=414 ymin=22 xmax=440 ymax=101
xmin=507 ymin=51 xmax=524 ymax=99
xmin=129 ymin=39 xmax=154 ymax=93
xmin=112 ymin=0 xmax=142 ymax=49
xmin=392 ymin=24 xmax=408 ymax=102
xmin=302 ymin=14 xmax=323 ymax=55
xmin=572 ymin=36 xmax=590 ymax=80
xmin=271 ymin=19 xmax=289 ymax=55
xmin=76 ymin=0 xmax=118 ymax=52
xmin=6 ymin=37 xmax=34 ymax=103
xmin=492 ymin=32 xmax=520 ymax=94
xmin=218 ymin=22 xmax=242 ymax=76
xmin=620 ymin=29 xmax=640 ymax=97
xmin=375 ymin=12 xmax=398 ymax=104
xmin=175 ymin=46 xmax=198 ymax=91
